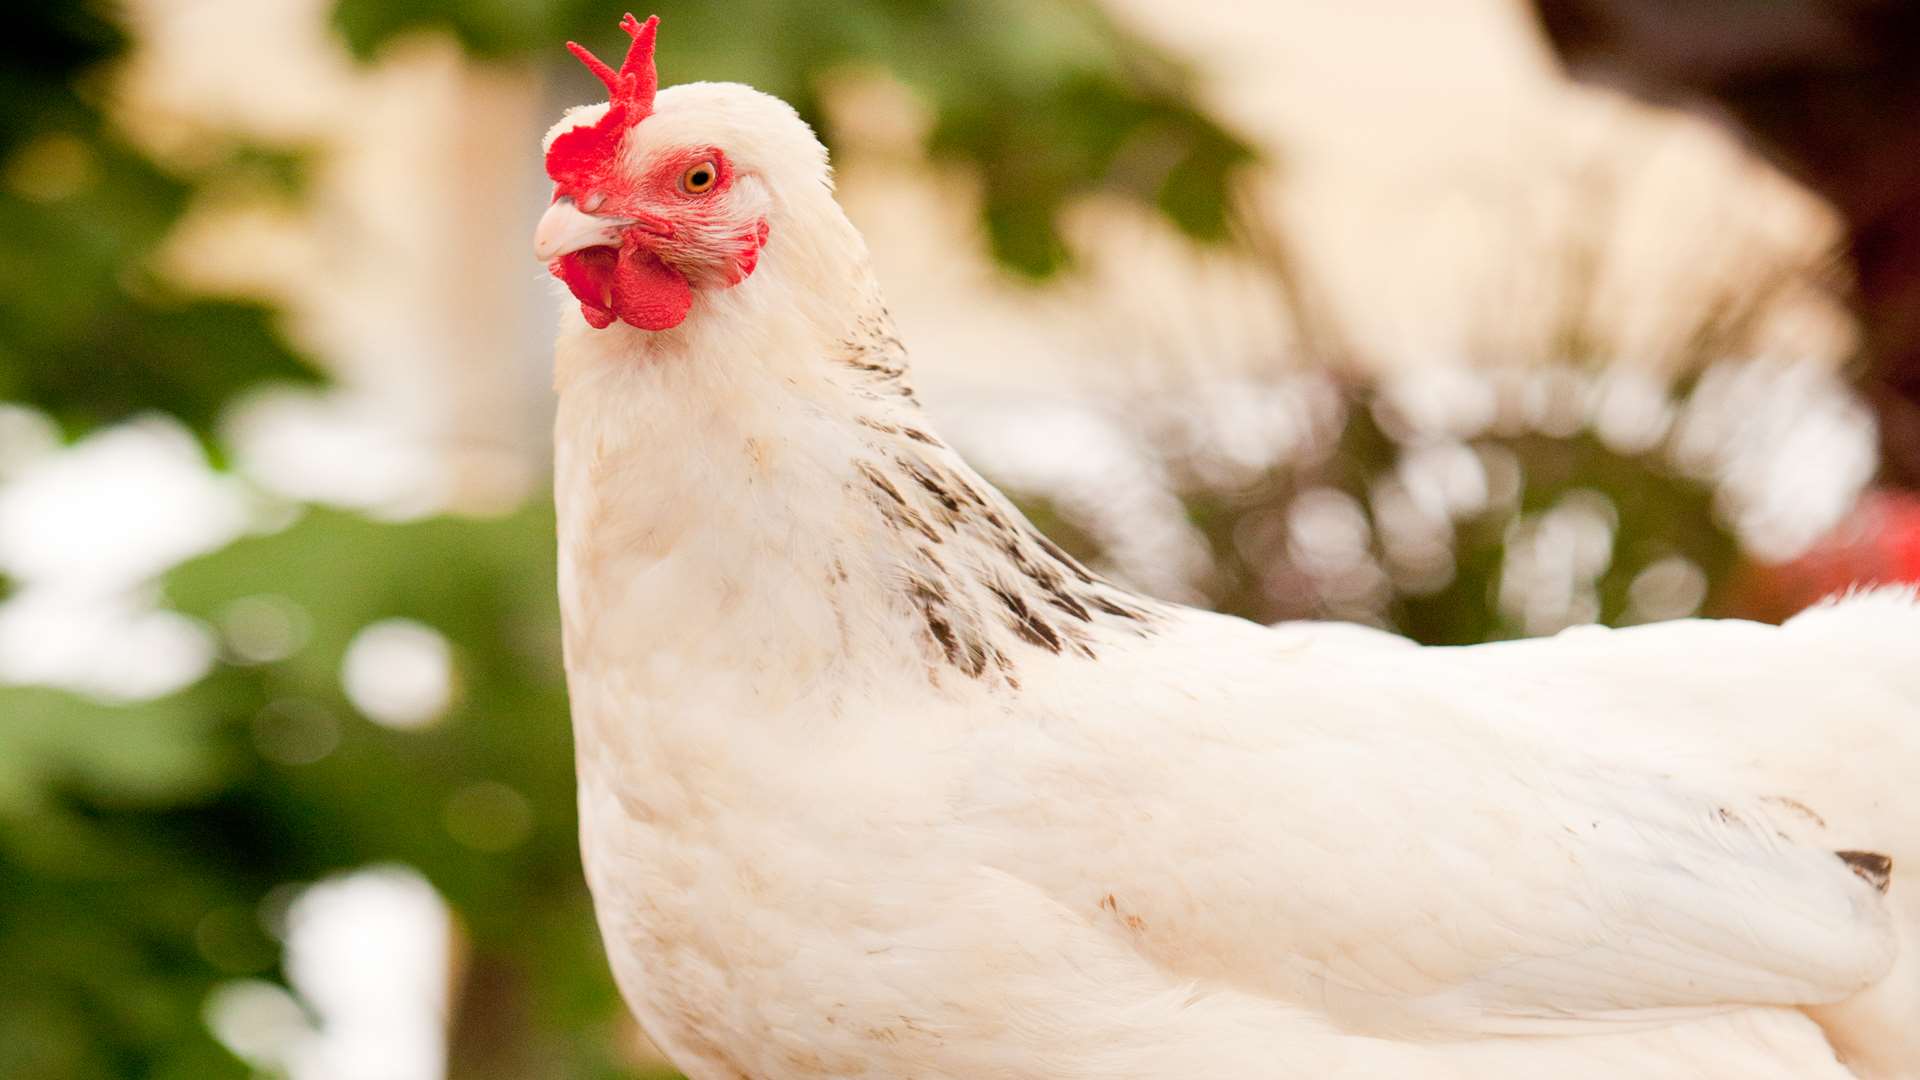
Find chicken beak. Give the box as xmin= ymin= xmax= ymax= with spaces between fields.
xmin=534 ymin=198 xmax=675 ymax=261
xmin=535 ymin=198 xmax=628 ymax=260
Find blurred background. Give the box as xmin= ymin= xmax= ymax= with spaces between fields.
xmin=4 ymin=1 xmax=1919 ymax=1077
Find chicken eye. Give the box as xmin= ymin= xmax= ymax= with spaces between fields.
xmin=680 ymin=161 xmax=718 ymax=195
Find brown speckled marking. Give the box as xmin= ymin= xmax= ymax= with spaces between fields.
xmin=856 ymin=440 xmax=1158 ymax=683
xmin=1100 ymin=892 xmax=1147 ymax=932
xmin=835 ymin=293 xmax=1157 ymax=689
xmin=1764 ymin=795 xmax=1829 ymax=829
xmin=858 ymin=462 xmax=942 ymax=544
xmin=1838 ymin=850 xmax=1893 ymax=893
xmin=834 ymin=295 xmax=916 ymax=403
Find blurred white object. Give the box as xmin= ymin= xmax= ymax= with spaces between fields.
xmin=224 ymin=388 xmax=456 ymax=519
xmin=209 ymin=866 xmax=452 ymax=1080
xmin=0 ymin=417 xmax=246 ymax=589
xmin=0 ymin=588 xmax=214 ymax=701
xmin=340 ymin=618 xmax=455 ymax=729
xmin=0 ymin=418 xmax=246 ymax=698
xmin=544 ymin=61 xmax=1920 ymax=1080
xmin=284 ymin=868 xmax=451 ymax=1080
xmin=1672 ymin=357 xmax=1878 ymax=562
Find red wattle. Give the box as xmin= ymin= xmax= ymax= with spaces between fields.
xmin=550 ymin=240 xmax=690 ymax=332
xmin=552 ymin=249 xmax=618 ymax=329
xmin=611 ymin=241 xmax=692 ymax=331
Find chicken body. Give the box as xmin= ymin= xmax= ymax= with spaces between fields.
xmin=545 ymin=43 xmax=1920 ymax=1080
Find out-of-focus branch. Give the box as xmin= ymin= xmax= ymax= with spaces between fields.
xmin=445 ymin=948 xmax=537 ymax=1080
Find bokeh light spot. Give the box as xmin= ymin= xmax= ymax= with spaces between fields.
xmin=340 ymin=618 xmax=454 ymax=729
xmin=223 ymin=594 xmax=312 ymax=664
xmin=4 ymin=131 xmax=96 ymax=203
xmin=251 ymin=697 xmax=341 ymax=766
xmin=444 ymin=781 xmax=534 ymax=853
xmin=1626 ymin=555 xmax=1709 ymax=623
xmin=204 ymin=980 xmax=313 ymax=1070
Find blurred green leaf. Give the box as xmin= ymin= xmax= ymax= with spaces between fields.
xmin=0 ymin=503 xmax=651 ymax=1078
xmin=0 ymin=6 xmax=321 ymax=443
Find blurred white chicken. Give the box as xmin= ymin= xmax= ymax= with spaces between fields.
xmin=539 ymin=16 xmax=1920 ymax=1080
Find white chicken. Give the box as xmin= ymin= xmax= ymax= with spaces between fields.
xmin=539 ymin=16 xmax=1920 ymax=1079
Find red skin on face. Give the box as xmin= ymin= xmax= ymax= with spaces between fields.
xmin=727 ymin=220 xmax=773 ymax=286
xmin=543 ymin=15 xmax=768 ymax=332
xmin=551 ymin=248 xmax=619 ymax=329
xmin=548 ymin=149 xmax=766 ymax=332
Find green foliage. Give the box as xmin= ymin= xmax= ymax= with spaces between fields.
xmin=0 ymin=7 xmax=321 ymax=443
xmin=1195 ymin=402 xmax=1739 ymax=643
xmin=331 ymin=0 xmax=1254 ymax=277
xmin=0 ymin=686 xmax=247 ymax=1080
xmin=0 ymin=506 xmax=649 ymax=1078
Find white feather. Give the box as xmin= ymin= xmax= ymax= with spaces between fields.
xmin=550 ymin=82 xmax=1918 ymax=1079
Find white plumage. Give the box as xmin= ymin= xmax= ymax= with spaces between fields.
xmin=541 ymin=69 xmax=1920 ymax=1080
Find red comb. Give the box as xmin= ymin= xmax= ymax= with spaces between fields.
xmin=546 ymin=13 xmax=661 ymax=191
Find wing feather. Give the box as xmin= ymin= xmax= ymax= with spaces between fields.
xmin=975 ymin=609 xmax=1896 ymax=1036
